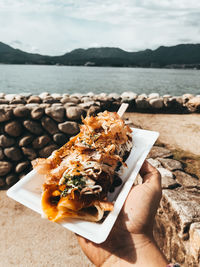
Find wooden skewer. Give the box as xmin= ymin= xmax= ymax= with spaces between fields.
xmin=117 ymin=103 xmax=129 ymax=118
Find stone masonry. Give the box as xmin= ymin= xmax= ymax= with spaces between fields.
xmin=0 ymin=92 xmax=200 ymax=266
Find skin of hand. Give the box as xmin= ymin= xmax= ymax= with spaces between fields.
xmin=77 ymin=160 xmax=168 ymax=267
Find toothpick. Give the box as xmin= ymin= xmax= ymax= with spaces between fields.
xmin=117 ymin=103 xmax=129 ymax=118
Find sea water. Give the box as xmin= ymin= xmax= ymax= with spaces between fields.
xmin=0 ymin=64 xmax=200 ymax=95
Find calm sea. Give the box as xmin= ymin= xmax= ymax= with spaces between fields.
xmin=0 ymin=64 xmax=200 ymax=96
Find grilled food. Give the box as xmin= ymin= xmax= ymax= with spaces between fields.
xmin=32 ymin=111 xmax=133 ymax=222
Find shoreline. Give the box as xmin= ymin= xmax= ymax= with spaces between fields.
xmin=1 ymin=62 xmax=200 ymax=69
xmin=0 ymin=92 xmax=200 ymax=113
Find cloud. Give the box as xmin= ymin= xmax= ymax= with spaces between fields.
xmin=0 ymin=0 xmax=200 ymax=55
xmin=9 ymin=40 xmax=40 ymax=54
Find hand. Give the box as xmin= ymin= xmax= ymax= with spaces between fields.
xmin=77 ymin=160 xmax=167 ymax=267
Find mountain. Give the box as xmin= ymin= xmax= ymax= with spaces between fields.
xmin=0 ymin=42 xmax=200 ymax=68
xmin=52 ymin=47 xmax=132 ymax=66
xmin=0 ymin=42 xmax=51 ymax=64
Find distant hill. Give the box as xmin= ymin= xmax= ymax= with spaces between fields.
xmin=0 ymin=42 xmax=51 ymax=65
xmin=0 ymin=42 xmax=200 ymax=68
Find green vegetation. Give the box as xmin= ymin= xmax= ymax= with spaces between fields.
xmin=1 ymin=42 xmax=200 ymax=68
xmin=154 ymin=140 xmax=200 ymax=179
xmin=172 ymin=149 xmax=200 ymax=179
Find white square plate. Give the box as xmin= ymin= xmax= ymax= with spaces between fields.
xmin=7 ymin=128 xmax=159 ymax=243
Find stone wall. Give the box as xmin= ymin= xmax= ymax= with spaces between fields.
xmin=147 ymin=147 xmax=200 ymax=266
xmin=0 ymin=92 xmax=200 ymax=265
xmin=1 ymin=91 xmax=200 ymax=188
xmin=0 ymin=92 xmax=200 ymax=113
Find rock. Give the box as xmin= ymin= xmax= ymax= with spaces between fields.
xmin=81 ymin=96 xmax=93 ymax=103
xmin=61 ymin=96 xmax=71 ymax=104
xmin=163 ymin=94 xmax=171 ymax=98
xmin=0 ymin=161 xmax=12 ymax=176
xmin=66 ymin=107 xmax=86 ymax=121
xmin=157 ymin=167 xmax=179 ymax=189
xmin=70 ymin=93 xmax=82 ymax=98
xmin=52 ymin=103 xmax=63 ymax=107
xmin=58 ymin=121 xmax=80 ymax=135
xmin=98 ymin=93 xmax=107 ymax=98
xmin=182 ymin=94 xmax=194 ymax=104
xmin=79 ymin=101 xmax=99 ymax=109
xmin=0 ymin=135 xmax=15 ymax=147
xmin=4 ymin=94 xmax=16 ymax=101
xmin=23 ymin=120 xmax=43 ymax=135
xmin=189 ymin=222 xmax=200 ymax=263
xmin=121 ymin=92 xmax=137 ymax=100
xmin=61 ymin=96 xmax=80 ymax=105
xmin=21 ymin=147 xmax=37 ymax=160
xmin=4 ymin=121 xmax=22 ymax=137
xmin=15 ymin=161 xmax=30 ymax=173
xmin=10 ymin=99 xmax=26 ymax=104
xmin=18 ymin=135 xmax=34 ymax=147
xmin=0 ymin=92 xmax=5 ymax=98
xmin=0 ymin=178 xmax=6 ymax=187
xmin=0 ymin=124 xmax=4 ymax=134
xmin=157 ymin=158 xmax=183 ymax=171
xmin=31 ymin=106 xmax=44 ymax=119
xmin=43 ymin=96 xmax=60 ymax=104
xmin=135 ymin=95 xmax=150 ymax=109
xmin=63 ymin=102 xmax=77 ymax=108
xmin=148 ymin=146 xmax=173 ymax=158
xmin=149 ymin=98 xmax=164 ymax=109
xmin=0 ymin=147 xmax=4 ymax=160
xmin=86 ymin=92 xmax=94 ymax=97
xmin=0 ymin=99 xmax=9 ymax=104
xmin=32 ymin=135 xmax=51 ymax=149
xmin=161 ymin=188 xmax=200 ymax=240
xmin=164 ymin=96 xmax=184 ymax=112
xmin=13 ymin=106 xmax=30 ymax=117
xmin=41 ymin=116 xmax=59 ymax=135
xmin=19 ymin=93 xmax=32 ymax=98
xmin=147 ymin=158 xmax=162 ymax=168
xmin=51 ymin=93 xmax=62 ymax=99
xmin=0 ymin=108 xmax=13 ymax=122
xmin=108 ymin=93 xmax=121 ymax=100
xmin=27 ymin=95 xmax=42 ymax=104
xmin=39 ymin=144 xmax=58 ymax=158
xmin=87 ymin=105 xmax=101 ymax=116
xmin=186 ymin=96 xmax=200 ymax=112
xmin=40 ymin=104 xmax=51 ymax=109
xmin=98 ymin=98 xmax=112 ymax=110
xmin=26 ymin=103 xmax=39 ymax=109
xmin=53 ymin=133 xmax=68 ymax=145
xmin=4 ymin=147 xmax=23 ymax=161
xmin=148 ymin=93 xmax=160 ymax=99
xmin=6 ymin=174 xmax=18 ymax=186
xmin=45 ymin=106 xmax=65 ymax=122
xmin=139 ymin=93 xmax=148 ymax=98
xmin=39 ymin=92 xmax=50 ymax=99
xmin=173 ymin=170 xmax=200 ymax=187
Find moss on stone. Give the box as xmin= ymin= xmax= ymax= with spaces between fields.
xmin=172 ymin=149 xmax=200 ymax=179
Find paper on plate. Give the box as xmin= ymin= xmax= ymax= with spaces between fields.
xmin=7 ymin=128 xmax=159 ymax=244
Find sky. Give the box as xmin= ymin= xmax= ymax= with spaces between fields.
xmin=0 ymin=0 xmax=200 ymax=56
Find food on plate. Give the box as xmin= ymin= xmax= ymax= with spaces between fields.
xmin=32 ymin=111 xmax=133 ymax=222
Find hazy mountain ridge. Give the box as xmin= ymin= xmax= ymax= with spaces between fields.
xmin=0 ymin=42 xmax=200 ymax=68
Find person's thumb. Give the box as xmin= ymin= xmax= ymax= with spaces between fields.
xmin=139 ymin=160 xmax=161 ymax=190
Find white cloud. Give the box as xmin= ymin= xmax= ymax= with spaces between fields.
xmin=0 ymin=0 xmax=200 ymax=55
